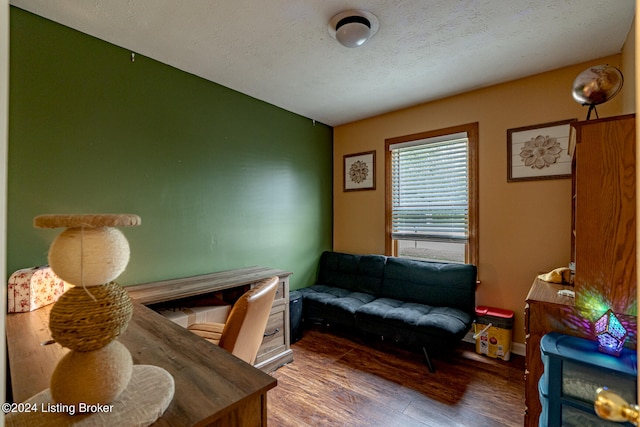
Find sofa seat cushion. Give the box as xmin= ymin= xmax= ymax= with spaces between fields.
xmin=355 ymin=298 xmax=473 ymax=345
xmin=299 ymin=285 xmax=376 ymax=328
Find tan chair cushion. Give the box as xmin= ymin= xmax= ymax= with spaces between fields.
xmin=188 ymin=322 xmax=224 ymax=345
xmin=187 ymin=276 xmax=279 ymax=364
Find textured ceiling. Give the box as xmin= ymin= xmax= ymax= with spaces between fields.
xmin=10 ymin=0 xmax=636 ymax=126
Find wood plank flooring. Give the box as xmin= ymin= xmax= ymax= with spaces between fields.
xmin=267 ymin=328 xmax=525 ymax=427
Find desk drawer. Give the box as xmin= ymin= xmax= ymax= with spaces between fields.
xmin=256 ymin=307 xmax=286 ymax=364
xmin=253 ymin=278 xmax=286 ymax=303
xmin=274 ymin=279 xmax=286 ymax=302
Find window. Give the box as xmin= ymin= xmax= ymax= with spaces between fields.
xmin=385 ymin=123 xmax=478 ymax=266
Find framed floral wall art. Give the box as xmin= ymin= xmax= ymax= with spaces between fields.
xmin=344 ymin=151 xmax=375 ymax=191
xmin=507 ymin=119 xmax=576 ymax=182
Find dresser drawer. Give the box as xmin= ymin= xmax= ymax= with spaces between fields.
xmin=256 ymin=306 xmax=286 ymax=364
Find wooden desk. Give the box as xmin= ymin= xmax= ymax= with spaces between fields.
xmin=127 ymin=266 xmax=294 ymax=373
xmin=6 ymin=302 xmax=277 ymax=426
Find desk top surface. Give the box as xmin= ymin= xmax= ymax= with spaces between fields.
xmin=6 ymin=302 xmax=277 ymax=426
xmin=126 ymin=266 xmax=292 ymax=305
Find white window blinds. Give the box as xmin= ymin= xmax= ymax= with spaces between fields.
xmin=389 ymin=132 xmax=469 ymax=242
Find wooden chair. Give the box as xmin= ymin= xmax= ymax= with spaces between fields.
xmin=188 ymin=276 xmax=279 ymax=364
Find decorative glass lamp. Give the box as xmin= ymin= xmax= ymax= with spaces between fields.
xmin=594 ymin=309 xmax=628 ymax=356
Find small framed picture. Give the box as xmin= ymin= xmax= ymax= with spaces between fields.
xmin=507 ymin=119 xmax=576 ymax=182
xmin=344 ymin=151 xmax=375 ymax=191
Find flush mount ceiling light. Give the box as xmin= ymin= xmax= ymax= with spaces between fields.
xmin=328 ymin=9 xmax=379 ymax=48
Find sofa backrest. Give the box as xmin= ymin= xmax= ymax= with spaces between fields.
xmin=317 ymin=251 xmax=386 ymax=295
xmin=380 ymin=257 xmax=477 ymax=314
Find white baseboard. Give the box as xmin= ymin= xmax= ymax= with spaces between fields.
xmin=463 ymin=331 xmax=525 ymax=357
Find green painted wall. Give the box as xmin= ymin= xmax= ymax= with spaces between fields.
xmin=8 ymin=8 xmax=333 ymax=289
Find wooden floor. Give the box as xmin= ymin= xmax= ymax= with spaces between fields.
xmin=267 ymin=328 xmax=525 ymax=427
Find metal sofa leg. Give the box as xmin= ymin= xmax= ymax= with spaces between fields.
xmin=422 ymin=346 xmax=435 ymax=373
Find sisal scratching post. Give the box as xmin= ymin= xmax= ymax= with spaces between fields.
xmin=34 ymin=214 xmax=140 ymax=406
xmin=12 ymin=213 xmax=176 ymax=426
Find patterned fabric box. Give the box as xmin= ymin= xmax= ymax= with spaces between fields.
xmin=8 ymin=266 xmax=67 ymax=313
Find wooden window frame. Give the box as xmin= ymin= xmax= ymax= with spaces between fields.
xmin=385 ymin=122 xmax=479 ymax=267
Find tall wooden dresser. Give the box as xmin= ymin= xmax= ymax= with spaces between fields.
xmin=524 ymin=114 xmax=637 ymax=427
xmin=571 ymin=114 xmax=636 ymax=313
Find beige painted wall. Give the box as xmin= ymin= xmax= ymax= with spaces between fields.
xmin=334 ymin=53 xmax=631 ymax=345
xmin=623 ymin=16 xmax=636 ymax=114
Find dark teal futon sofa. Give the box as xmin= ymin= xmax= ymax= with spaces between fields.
xmin=298 ymin=251 xmax=477 ymax=372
